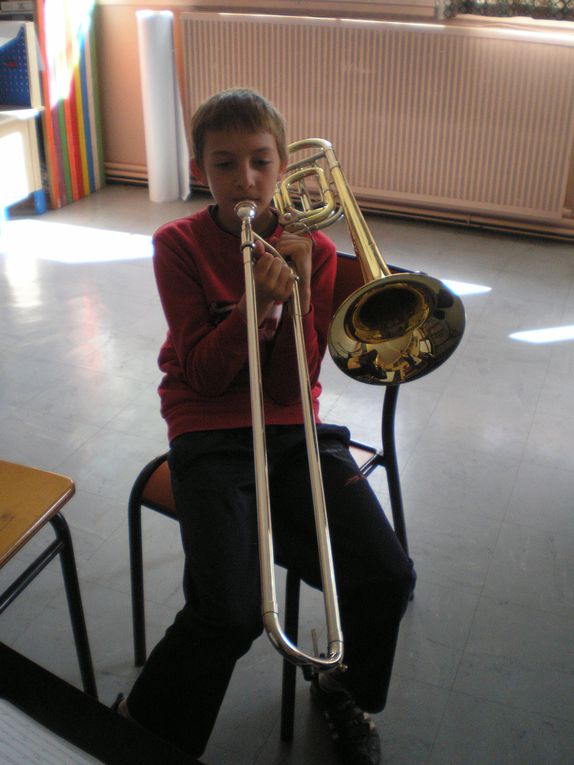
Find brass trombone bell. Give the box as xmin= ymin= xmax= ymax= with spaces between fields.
xmin=274 ymin=138 xmax=466 ymax=385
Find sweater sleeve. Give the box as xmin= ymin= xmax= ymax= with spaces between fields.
xmin=263 ymin=233 xmax=337 ymax=405
xmin=153 ymin=222 xmax=250 ymax=398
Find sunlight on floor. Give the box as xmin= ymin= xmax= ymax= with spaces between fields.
xmin=510 ymin=325 xmax=574 ymax=344
xmin=442 ymin=279 xmax=491 ymax=296
xmin=0 ymin=219 xmax=153 ymax=264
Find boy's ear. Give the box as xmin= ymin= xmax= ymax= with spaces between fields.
xmin=191 ymin=158 xmax=206 ymax=185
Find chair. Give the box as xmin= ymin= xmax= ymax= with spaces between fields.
xmin=127 ymin=252 xmax=410 ymax=741
xmin=0 ymin=460 xmax=98 ymax=699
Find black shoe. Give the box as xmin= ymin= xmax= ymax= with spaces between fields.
xmin=111 ymin=693 xmax=124 ymax=713
xmin=310 ymin=676 xmax=381 ymax=765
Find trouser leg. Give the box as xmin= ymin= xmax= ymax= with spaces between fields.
xmin=127 ymin=430 xmax=262 ymax=756
xmin=271 ymin=424 xmax=415 ymax=713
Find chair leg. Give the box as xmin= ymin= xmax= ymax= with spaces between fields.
xmin=280 ymin=569 xmax=300 ymax=742
xmin=128 ymin=496 xmax=147 ymax=667
xmin=382 ymin=386 xmax=409 ymax=557
xmin=50 ymin=514 xmax=98 ymax=699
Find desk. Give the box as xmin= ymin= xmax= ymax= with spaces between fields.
xmin=0 ymin=107 xmax=46 ymax=223
xmin=0 ymin=642 xmax=198 ymax=764
xmin=0 ymin=460 xmax=97 ymax=697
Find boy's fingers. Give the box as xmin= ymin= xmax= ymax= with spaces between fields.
xmin=253 ymin=239 xmax=268 ymax=259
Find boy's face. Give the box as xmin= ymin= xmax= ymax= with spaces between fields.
xmin=192 ymin=129 xmax=285 ymax=236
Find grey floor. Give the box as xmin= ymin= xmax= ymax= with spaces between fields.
xmin=1 ymin=184 xmax=573 ymax=764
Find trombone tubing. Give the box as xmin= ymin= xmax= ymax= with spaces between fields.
xmin=286 ymin=138 xmax=392 ymax=282
xmin=236 ymin=201 xmax=344 ymax=670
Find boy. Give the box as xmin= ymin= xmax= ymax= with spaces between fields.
xmin=118 ymin=88 xmax=415 ymax=765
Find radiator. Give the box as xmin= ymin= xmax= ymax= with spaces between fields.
xmin=181 ymin=13 xmax=574 ymax=227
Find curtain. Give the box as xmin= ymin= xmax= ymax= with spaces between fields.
xmin=443 ymin=1 xmax=574 ymax=19
xmin=36 ymin=0 xmax=105 ymax=209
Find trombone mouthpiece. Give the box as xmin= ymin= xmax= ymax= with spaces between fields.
xmin=235 ymin=200 xmax=257 ymax=221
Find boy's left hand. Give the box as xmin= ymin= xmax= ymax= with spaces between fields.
xmin=272 ymin=231 xmax=313 ymax=314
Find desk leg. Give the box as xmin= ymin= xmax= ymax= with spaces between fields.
xmin=49 ymin=514 xmax=98 ymax=699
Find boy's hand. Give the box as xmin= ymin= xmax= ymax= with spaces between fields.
xmin=272 ymin=231 xmax=313 ymax=314
xmin=254 ymin=242 xmax=294 ymax=305
xmin=237 ymin=239 xmax=294 ymax=325
xmin=237 ymin=233 xmax=313 ymax=324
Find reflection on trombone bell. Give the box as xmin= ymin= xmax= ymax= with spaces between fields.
xmin=237 ymin=138 xmax=466 ymax=672
xmin=342 ymin=331 xmax=428 ymax=384
xmin=334 ymin=287 xmax=462 ymax=384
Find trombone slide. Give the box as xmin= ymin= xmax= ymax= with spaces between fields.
xmin=237 ymin=201 xmax=344 ymax=670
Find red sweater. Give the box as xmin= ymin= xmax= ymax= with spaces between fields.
xmin=153 ymin=207 xmax=337 ymax=441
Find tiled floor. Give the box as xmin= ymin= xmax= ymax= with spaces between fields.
xmin=1 ymin=185 xmax=573 ymax=764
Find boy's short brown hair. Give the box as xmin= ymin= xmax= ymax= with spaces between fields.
xmin=191 ymin=88 xmax=288 ymax=168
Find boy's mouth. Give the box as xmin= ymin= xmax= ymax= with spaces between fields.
xmin=233 ymin=197 xmax=259 ymax=205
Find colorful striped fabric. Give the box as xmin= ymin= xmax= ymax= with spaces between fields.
xmin=36 ymin=0 xmax=104 ymax=209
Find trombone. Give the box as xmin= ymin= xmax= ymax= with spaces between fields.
xmin=236 ymin=139 xmax=465 ymax=670
xmin=236 ymin=200 xmax=343 ymax=670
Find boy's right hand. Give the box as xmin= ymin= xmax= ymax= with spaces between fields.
xmin=238 ymin=240 xmax=295 ymax=325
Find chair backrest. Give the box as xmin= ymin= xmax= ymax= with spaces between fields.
xmin=332 ymin=251 xmax=364 ymax=315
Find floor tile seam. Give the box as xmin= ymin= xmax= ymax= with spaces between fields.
xmin=76 ymin=573 xmax=181 ymax=613
xmin=52 ymin=428 xmax=163 ymax=478
xmin=9 ymin=344 xmax=160 ymax=386
xmin=446 ymin=674 xmax=574 ymax=728
xmin=495 ymin=425 xmax=562 ymax=542
xmin=425 ymin=688 xmax=453 ymax=764
xmin=252 ymin=716 xmax=283 ymax=765
xmin=65 ymin=486 xmax=128 ymax=523
xmin=69 ymin=524 xmax=126 ymax=570
xmin=496 ymin=512 xmax=574 ymax=544
xmin=446 ymin=558 xmax=495 ymax=699
xmin=428 ymin=684 xmax=574 ymax=729
xmin=398 ymin=437 xmax=524 ymax=508
xmin=392 ymin=383 xmax=445 ymax=476
xmin=74 ymin=578 xmax=179 ymax=639
xmin=389 ymin=671 xmax=453 ymax=764
xmin=76 ymin=532 xmax=134 ymax=592
xmin=470 ymin=591 xmax=574 ymax=624
xmin=18 ymin=390 xmax=125 ymax=432
xmin=48 ymin=357 xmax=162 ymax=386
xmin=495 ymin=514 xmax=574 ymax=545
xmin=494 ymin=400 xmax=538 ymax=528
xmin=442 ymin=455 xmax=522 ymax=666
xmin=47 ymin=423 xmax=115 ymax=475
xmin=0 ymin=591 xmax=68 ymax=646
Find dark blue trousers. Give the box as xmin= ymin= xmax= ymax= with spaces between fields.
xmin=127 ymin=424 xmax=415 ymax=757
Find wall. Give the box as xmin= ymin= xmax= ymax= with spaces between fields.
xmin=94 ymin=0 xmax=435 ymax=180
xmin=95 ymin=2 xmax=574 ymax=237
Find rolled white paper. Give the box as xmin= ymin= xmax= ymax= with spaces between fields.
xmin=136 ymin=11 xmax=189 ymax=203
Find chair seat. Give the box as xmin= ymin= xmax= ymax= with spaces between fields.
xmin=0 ymin=460 xmax=75 ymax=567
xmin=349 ymin=443 xmax=378 ymax=471
xmin=142 ymin=460 xmax=176 ymax=515
xmin=139 ymin=443 xmax=377 ymax=515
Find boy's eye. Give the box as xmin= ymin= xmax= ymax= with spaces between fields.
xmin=212 ymin=157 xmax=272 ymax=170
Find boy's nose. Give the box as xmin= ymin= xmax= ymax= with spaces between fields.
xmin=237 ymin=163 xmax=256 ymax=189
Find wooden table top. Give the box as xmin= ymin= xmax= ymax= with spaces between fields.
xmin=0 ymin=461 xmax=75 ymax=568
